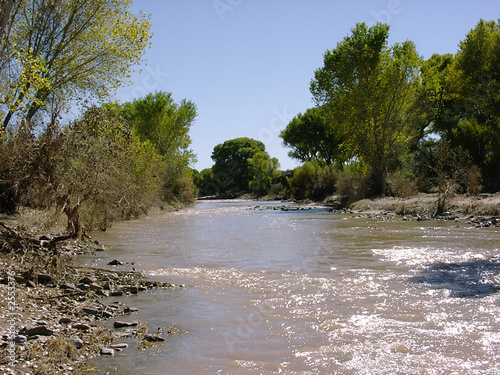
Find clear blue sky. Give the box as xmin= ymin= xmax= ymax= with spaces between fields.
xmin=114 ymin=0 xmax=499 ymax=171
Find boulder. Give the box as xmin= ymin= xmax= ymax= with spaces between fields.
xmin=113 ymin=321 xmax=139 ymax=328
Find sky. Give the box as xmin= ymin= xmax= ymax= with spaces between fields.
xmin=114 ymin=0 xmax=500 ymax=172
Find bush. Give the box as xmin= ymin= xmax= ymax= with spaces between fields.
xmin=288 ymin=162 xmax=336 ymax=201
xmin=387 ymin=171 xmax=418 ymax=197
xmin=335 ymin=166 xmax=370 ymax=201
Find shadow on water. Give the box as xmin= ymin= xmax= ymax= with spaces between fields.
xmin=410 ymin=258 xmax=500 ymax=298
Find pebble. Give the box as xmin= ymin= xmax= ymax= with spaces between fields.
xmin=23 ymin=326 xmax=54 ymax=336
xmin=113 ymin=321 xmax=139 ymax=328
xmin=110 ymin=343 xmax=129 ymax=349
xmin=14 ymin=335 xmax=27 ymax=344
xmin=71 ymin=338 xmax=84 ymax=349
xmin=100 ymin=348 xmax=115 ymax=356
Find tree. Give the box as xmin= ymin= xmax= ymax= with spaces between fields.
xmin=280 ymin=107 xmax=346 ymax=166
xmin=310 ymin=23 xmax=422 ymax=196
xmin=248 ymin=151 xmax=279 ymax=195
xmin=122 ymin=91 xmax=198 ymax=203
xmin=435 ymin=19 xmax=500 ymax=192
xmin=0 ymin=105 xmax=161 ymax=238
xmin=0 ymin=0 xmax=151 ymax=130
xmin=211 ymin=137 xmax=266 ymax=194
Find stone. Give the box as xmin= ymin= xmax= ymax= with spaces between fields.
xmin=113 ymin=321 xmax=139 ymax=328
xmin=23 ymin=326 xmax=54 ymax=336
xmin=110 ymin=343 xmax=129 ymax=349
xmin=71 ymin=338 xmax=84 ymax=349
xmin=124 ymin=307 xmax=138 ymax=313
xmin=109 ymin=290 xmax=124 ymax=297
xmin=59 ymin=317 xmax=73 ymax=324
xmin=82 ymin=308 xmax=100 ymax=316
xmin=60 ymin=283 xmax=76 ymax=290
xmin=14 ymin=335 xmax=27 ymax=344
xmin=72 ymin=323 xmax=91 ymax=331
xmin=36 ymin=273 xmax=52 ymax=284
xmin=102 ymin=311 xmax=114 ymax=318
xmin=79 ymin=276 xmax=94 ymax=285
xmin=89 ymin=283 xmax=103 ymax=291
xmin=143 ymin=334 xmax=165 ymax=342
xmin=108 ymin=259 xmax=123 ymax=266
xmin=26 ymin=280 xmax=36 ymax=288
xmin=100 ymin=348 xmax=114 ymax=356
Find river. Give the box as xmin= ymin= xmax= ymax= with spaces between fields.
xmin=86 ymin=200 xmax=500 ymax=374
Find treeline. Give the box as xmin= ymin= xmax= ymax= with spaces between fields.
xmin=196 ymin=19 xmax=500 ymax=211
xmin=0 ymin=1 xmax=198 ymax=238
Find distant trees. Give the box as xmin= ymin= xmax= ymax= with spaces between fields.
xmin=194 ymin=137 xmax=279 ymax=197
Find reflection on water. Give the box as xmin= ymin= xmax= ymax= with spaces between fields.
xmin=87 ymin=200 xmax=500 ymax=374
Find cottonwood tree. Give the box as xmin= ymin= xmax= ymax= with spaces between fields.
xmin=311 ymin=23 xmax=422 ymax=196
xmin=122 ymin=91 xmax=198 ymax=203
xmin=0 ymin=0 xmax=151 ymax=130
xmin=280 ymin=107 xmax=347 ymax=166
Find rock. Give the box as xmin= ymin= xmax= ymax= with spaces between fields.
xmin=109 ymin=290 xmax=124 ymax=297
xmin=110 ymin=343 xmax=129 ymax=349
xmin=100 ymin=348 xmax=115 ymax=356
xmin=102 ymin=311 xmax=114 ymax=318
xmin=89 ymin=283 xmax=103 ymax=291
xmin=143 ymin=334 xmax=165 ymax=342
xmin=36 ymin=319 xmax=49 ymax=326
xmin=60 ymin=283 xmax=76 ymax=290
xmin=77 ymin=283 xmax=88 ymax=291
xmin=36 ymin=273 xmax=52 ymax=284
xmin=95 ymin=289 xmax=109 ymax=297
xmin=72 ymin=323 xmax=91 ymax=331
xmin=108 ymin=259 xmax=123 ymax=266
xmin=79 ymin=276 xmax=94 ymax=285
xmin=124 ymin=307 xmax=138 ymax=313
xmin=82 ymin=307 xmax=100 ymax=316
xmin=122 ymin=286 xmax=138 ymax=294
xmin=23 ymin=326 xmax=54 ymax=336
xmin=26 ymin=280 xmax=36 ymax=288
xmin=14 ymin=335 xmax=27 ymax=344
xmin=13 ymin=275 xmax=25 ymax=283
xmin=113 ymin=321 xmax=139 ymax=328
xmin=59 ymin=317 xmax=73 ymax=324
xmin=71 ymin=338 xmax=84 ymax=349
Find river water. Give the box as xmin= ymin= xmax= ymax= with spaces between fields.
xmin=86 ymin=200 xmax=500 ymax=374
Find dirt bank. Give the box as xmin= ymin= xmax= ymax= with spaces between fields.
xmin=0 ymin=221 xmax=177 ymax=375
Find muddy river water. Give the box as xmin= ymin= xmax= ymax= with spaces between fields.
xmin=87 ymin=200 xmax=500 ymax=374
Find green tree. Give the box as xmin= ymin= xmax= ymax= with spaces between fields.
xmin=311 ymin=23 xmax=422 ymax=196
xmin=211 ymin=137 xmax=266 ymax=194
xmin=122 ymin=91 xmax=198 ymax=204
xmin=280 ymin=107 xmax=346 ymax=166
xmin=435 ymin=19 xmax=500 ymax=191
xmin=0 ymin=0 xmax=151 ymax=130
xmin=248 ymin=151 xmax=279 ymax=195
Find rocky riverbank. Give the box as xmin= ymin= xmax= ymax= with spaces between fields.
xmin=0 ymin=221 xmax=179 ymax=375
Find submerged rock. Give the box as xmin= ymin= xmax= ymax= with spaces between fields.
xmin=113 ymin=320 xmax=139 ymax=328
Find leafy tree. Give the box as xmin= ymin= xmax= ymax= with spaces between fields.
xmin=435 ymin=19 xmax=500 ymax=191
xmin=122 ymin=91 xmax=198 ymax=203
xmin=280 ymin=107 xmax=346 ymax=166
xmin=311 ymin=23 xmax=422 ymax=196
xmin=248 ymin=151 xmax=279 ymax=195
xmin=211 ymin=137 xmax=266 ymax=194
xmin=0 ymin=0 xmax=151 ymax=130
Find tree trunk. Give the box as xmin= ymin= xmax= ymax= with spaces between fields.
xmin=64 ymin=202 xmax=82 ymax=239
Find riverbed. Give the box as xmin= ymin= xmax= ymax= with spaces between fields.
xmin=86 ymin=200 xmax=500 ymax=374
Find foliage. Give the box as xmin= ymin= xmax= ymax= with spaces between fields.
xmin=210 ymin=137 xmax=267 ymax=195
xmin=310 ymin=22 xmax=423 ymax=195
xmin=248 ymin=151 xmax=280 ymax=196
xmin=435 ymin=19 xmax=500 ymax=192
xmin=0 ymin=0 xmax=151 ymax=130
xmin=122 ymin=91 xmax=198 ymax=204
xmin=335 ymin=165 xmax=370 ymax=201
xmin=1 ymin=107 xmax=162 ymax=238
xmin=287 ymin=162 xmax=337 ymax=201
xmin=280 ymin=107 xmax=347 ymax=166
